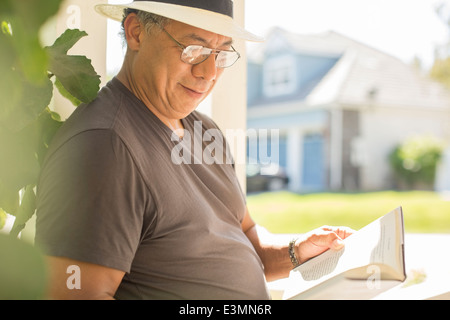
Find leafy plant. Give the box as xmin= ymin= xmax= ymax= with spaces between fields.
xmin=0 ymin=0 xmax=100 ymax=237
xmin=430 ymin=57 xmax=450 ymax=89
xmin=389 ymin=135 xmax=445 ymax=190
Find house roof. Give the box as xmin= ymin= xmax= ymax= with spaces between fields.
xmin=248 ymin=27 xmax=450 ymax=111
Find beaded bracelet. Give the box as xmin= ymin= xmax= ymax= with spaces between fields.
xmin=288 ymin=238 xmax=300 ymax=268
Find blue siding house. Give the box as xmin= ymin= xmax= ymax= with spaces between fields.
xmin=246 ymin=27 xmax=450 ymax=192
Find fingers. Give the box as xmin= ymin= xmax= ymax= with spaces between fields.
xmin=297 ymin=225 xmax=355 ymax=264
xmin=319 ymin=226 xmax=355 ymax=240
xmin=331 ymin=238 xmax=345 ymax=250
xmin=308 ymin=230 xmax=343 ymax=250
xmin=308 ymin=225 xmax=355 ymax=251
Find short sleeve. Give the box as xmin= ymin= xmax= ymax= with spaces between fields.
xmin=35 ymin=129 xmax=148 ymax=273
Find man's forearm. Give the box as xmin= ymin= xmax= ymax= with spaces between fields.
xmin=244 ymin=225 xmax=295 ymax=282
xmin=245 ymin=224 xmax=354 ymax=283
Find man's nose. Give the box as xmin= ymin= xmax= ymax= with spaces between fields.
xmin=192 ymin=54 xmax=218 ymax=81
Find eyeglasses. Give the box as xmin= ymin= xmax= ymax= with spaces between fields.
xmin=155 ymin=22 xmax=241 ymax=68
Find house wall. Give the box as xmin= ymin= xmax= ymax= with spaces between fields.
xmin=248 ymin=53 xmax=339 ymax=106
xmin=341 ymin=109 xmax=361 ymax=190
xmin=295 ymin=54 xmax=340 ymax=93
xmin=247 ymin=107 xmax=329 ymax=192
xmin=359 ymin=105 xmax=450 ymax=190
xmin=246 ymin=28 xmax=450 ymax=193
xmin=247 ymin=62 xmax=262 ymax=105
xmin=436 ymin=148 xmax=450 ymax=192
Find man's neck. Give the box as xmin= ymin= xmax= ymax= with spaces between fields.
xmin=116 ymin=67 xmax=185 ymax=138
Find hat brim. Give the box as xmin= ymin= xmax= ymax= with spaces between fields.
xmin=95 ymin=1 xmax=264 ymax=42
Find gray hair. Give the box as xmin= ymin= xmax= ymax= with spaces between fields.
xmin=120 ymin=9 xmax=171 ymax=44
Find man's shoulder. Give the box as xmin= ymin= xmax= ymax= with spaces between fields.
xmin=43 ymin=81 xmax=126 ymax=160
xmin=52 ymin=78 xmax=137 ymax=143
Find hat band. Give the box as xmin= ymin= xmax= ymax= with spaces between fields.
xmin=134 ymin=0 xmax=234 ymax=18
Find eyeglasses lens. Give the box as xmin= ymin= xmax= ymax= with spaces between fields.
xmin=181 ymin=45 xmax=239 ymax=68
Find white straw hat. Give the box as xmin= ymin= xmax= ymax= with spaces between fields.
xmin=95 ymin=0 xmax=264 ymax=42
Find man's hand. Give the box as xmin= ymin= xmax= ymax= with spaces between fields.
xmin=296 ymin=226 xmax=354 ymax=264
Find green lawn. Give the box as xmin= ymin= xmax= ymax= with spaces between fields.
xmin=246 ymin=191 xmax=450 ymax=234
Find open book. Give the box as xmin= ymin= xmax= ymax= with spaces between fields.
xmin=283 ymin=207 xmax=406 ymax=300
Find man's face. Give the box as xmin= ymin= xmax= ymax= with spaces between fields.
xmin=131 ymin=18 xmax=233 ymax=120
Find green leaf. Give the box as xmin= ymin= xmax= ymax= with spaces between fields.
xmin=47 ymin=29 xmax=101 ymax=103
xmin=0 ymin=19 xmax=52 ymax=131
xmin=0 ymin=31 xmax=23 ymax=120
xmin=48 ymin=28 xmax=88 ymax=55
xmin=6 ymin=0 xmax=63 ymax=33
xmin=0 ymin=109 xmax=62 ymax=214
xmin=0 ymin=125 xmax=41 ymax=193
xmin=0 ymin=180 xmax=19 ymax=216
xmin=10 ymin=185 xmax=36 ymax=238
xmin=5 ymin=16 xmax=49 ymax=85
xmin=50 ymin=110 xmax=61 ymax=122
xmin=0 ymin=1 xmax=13 ymax=16
xmin=1 ymin=21 xmax=12 ymax=35
xmin=54 ymin=77 xmax=82 ymax=107
xmin=33 ymin=108 xmax=63 ymax=166
xmin=18 ymin=77 xmax=53 ymax=128
xmin=0 ymin=208 xmax=6 ymax=230
xmin=0 ymin=1 xmax=99 ymax=238
xmin=0 ymin=76 xmax=53 ymax=132
xmin=0 ymin=0 xmax=63 ymax=85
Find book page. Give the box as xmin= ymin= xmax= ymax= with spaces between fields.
xmin=348 ymin=206 xmax=404 ymax=276
xmin=298 ymin=247 xmax=345 ymax=281
xmin=283 ymin=207 xmax=405 ymax=299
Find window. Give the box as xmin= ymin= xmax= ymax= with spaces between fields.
xmin=263 ymin=55 xmax=296 ymax=97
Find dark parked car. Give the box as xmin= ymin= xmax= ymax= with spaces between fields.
xmin=246 ymin=162 xmax=289 ymax=193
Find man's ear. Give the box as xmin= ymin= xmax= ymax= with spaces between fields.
xmin=123 ymin=13 xmax=143 ymax=51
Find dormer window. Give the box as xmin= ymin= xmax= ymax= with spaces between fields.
xmin=263 ymin=55 xmax=296 ymax=97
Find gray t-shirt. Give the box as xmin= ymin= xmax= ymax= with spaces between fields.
xmin=35 ymin=78 xmax=270 ymax=299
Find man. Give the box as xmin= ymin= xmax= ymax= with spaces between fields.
xmin=35 ymin=0 xmax=352 ymax=300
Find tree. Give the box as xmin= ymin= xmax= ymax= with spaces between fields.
xmin=430 ymin=55 xmax=450 ymax=88
xmin=430 ymin=1 xmax=450 ymax=87
xmin=0 ymin=0 xmax=100 ymax=237
xmin=389 ymin=135 xmax=445 ymax=190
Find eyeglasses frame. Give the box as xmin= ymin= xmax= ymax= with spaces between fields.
xmin=150 ymin=18 xmax=241 ymax=68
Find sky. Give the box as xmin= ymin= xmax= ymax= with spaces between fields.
xmin=106 ymin=0 xmax=450 ymax=74
xmin=244 ymin=0 xmax=449 ymax=68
